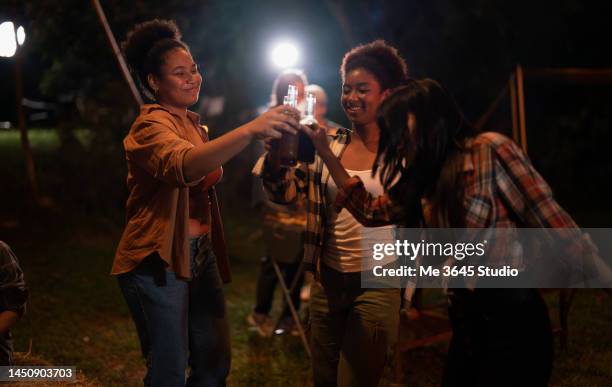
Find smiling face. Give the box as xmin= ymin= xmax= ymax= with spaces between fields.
xmin=148 ymin=48 xmax=202 ymax=109
xmin=341 ymin=68 xmax=389 ymax=126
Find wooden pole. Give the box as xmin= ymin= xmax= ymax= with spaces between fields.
xmin=523 ymin=67 xmax=612 ymax=84
xmin=91 ymin=0 xmax=143 ymax=106
xmin=509 ymin=67 xmax=612 ymax=154
xmin=516 ymin=64 xmax=528 ymax=153
xmin=14 ymin=47 xmax=40 ymax=203
xmin=509 ymin=73 xmax=519 ymax=145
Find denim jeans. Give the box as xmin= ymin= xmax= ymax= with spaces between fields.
xmin=118 ymin=236 xmax=231 ymax=387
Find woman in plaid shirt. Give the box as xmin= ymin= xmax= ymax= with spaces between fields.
xmin=255 ymin=41 xmax=408 ymax=386
xmin=299 ymin=78 xmax=579 ymax=385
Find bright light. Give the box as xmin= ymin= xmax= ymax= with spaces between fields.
xmin=17 ymin=26 xmax=25 ymax=46
xmin=0 ymin=21 xmax=17 ymax=58
xmin=271 ymin=42 xmax=299 ymax=68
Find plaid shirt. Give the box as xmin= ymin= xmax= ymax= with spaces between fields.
xmin=335 ymin=132 xmax=600 ymax=284
xmin=0 ymin=241 xmax=28 ymax=316
xmin=252 ymin=128 xmax=352 ymax=272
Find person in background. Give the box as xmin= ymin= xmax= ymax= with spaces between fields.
xmin=0 ymin=241 xmax=28 ymax=366
xmin=248 ymin=69 xmax=308 ymax=337
xmin=305 ymin=84 xmax=343 ymax=136
xmin=113 ymin=19 xmax=299 ymax=386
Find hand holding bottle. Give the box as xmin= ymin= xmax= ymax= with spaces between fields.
xmin=298 ymin=121 xmax=333 ymax=159
xmin=248 ymin=105 xmax=300 ymax=140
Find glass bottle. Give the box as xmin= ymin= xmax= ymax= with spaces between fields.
xmin=298 ymin=93 xmax=317 ymax=163
xmin=278 ymin=85 xmax=300 ymax=166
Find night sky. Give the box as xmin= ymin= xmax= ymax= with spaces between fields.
xmin=1 ymin=0 xmax=611 ymax=221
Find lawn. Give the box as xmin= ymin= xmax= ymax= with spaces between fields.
xmin=1 ymin=129 xmax=611 ymax=386
xmin=6 ymin=211 xmax=314 ymax=387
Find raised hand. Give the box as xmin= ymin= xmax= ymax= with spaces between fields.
xmin=298 ymin=122 xmax=333 ymax=158
xmin=248 ymin=105 xmax=300 ymax=140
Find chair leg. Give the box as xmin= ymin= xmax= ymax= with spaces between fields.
xmin=559 ymin=289 xmax=577 ymax=352
xmin=270 ymin=258 xmax=312 ymax=358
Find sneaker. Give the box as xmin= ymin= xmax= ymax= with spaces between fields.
xmin=274 ymin=316 xmax=300 ymax=337
xmin=246 ymin=311 xmax=272 ymax=337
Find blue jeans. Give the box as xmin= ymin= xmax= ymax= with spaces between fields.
xmin=118 ymin=237 xmax=231 ymax=387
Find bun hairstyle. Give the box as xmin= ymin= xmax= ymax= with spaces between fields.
xmin=340 ymin=40 xmax=408 ymax=91
xmin=122 ymin=19 xmax=189 ymax=100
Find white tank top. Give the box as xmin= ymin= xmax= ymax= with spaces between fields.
xmin=322 ymin=168 xmax=397 ymax=272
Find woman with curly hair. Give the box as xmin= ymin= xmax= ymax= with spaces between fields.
xmin=112 ymin=19 xmax=299 ymax=386
xmin=254 ymin=40 xmax=408 ymax=386
xmin=302 ymin=78 xmax=594 ymax=386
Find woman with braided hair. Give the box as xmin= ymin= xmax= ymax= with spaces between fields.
xmin=301 ymin=79 xmax=593 ymax=386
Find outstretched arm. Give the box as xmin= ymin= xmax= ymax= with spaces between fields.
xmin=126 ymin=105 xmax=300 ymax=187
xmin=184 ymin=105 xmax=300 ymax=181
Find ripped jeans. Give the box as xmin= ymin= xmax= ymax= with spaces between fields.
xmin=309 ymin=262 xmax=401 ymax=387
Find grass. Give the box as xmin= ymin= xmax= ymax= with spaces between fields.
xmin=6 ymin=212 xmax=315 ymax=387
xmin=8 ymin=221 xmax=611 ymax=386
xmin=1 ymin=129 xmax=611 ymax=386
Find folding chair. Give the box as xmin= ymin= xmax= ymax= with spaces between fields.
xmin=262 ymin=213 xmax=311 ymax=357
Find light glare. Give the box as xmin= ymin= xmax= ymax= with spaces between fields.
xmin=0 ymin=21 xmax=17 ymax=58
xmin=17 ymin=26 xmax=25 ymax=46
xmin=271 ymin=42 xmax=298 ymax=68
